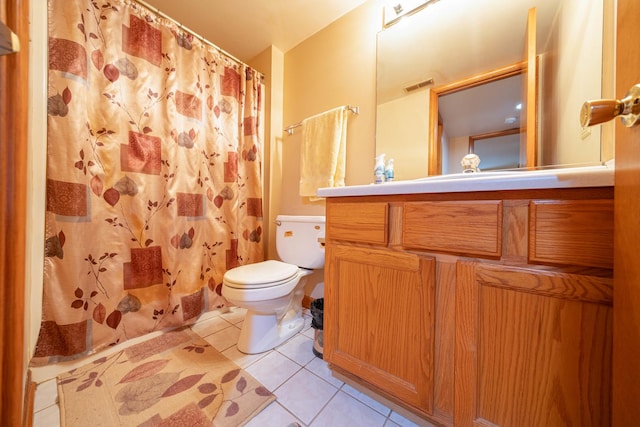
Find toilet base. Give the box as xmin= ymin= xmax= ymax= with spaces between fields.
xmin=236 ymin=309 xmax=305 ymax=354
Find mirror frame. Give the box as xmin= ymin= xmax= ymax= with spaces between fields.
xmin=428 ymin=61 xmax=528 ymax=175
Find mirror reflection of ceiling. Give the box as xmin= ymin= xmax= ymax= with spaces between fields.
xmin=377 ymin=0 xmax=561 ymax=105
xmin=438 ymin=74 xmax=522 ymax=139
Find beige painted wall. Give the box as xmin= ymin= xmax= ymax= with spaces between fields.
xmin=27 ymin=1 xmax=48 ymax=359
xmin=540 ymin=0 xmax=605 ymax=166
xmin=377 ymin=89 xmax=430 ymax=181
xmin=273 ymin=1 xmax=381 ymax=299
xmin=280 ymin=0 xmax=380 ymax=218
xmin=248 ymin=46 xmax=285 ymax=262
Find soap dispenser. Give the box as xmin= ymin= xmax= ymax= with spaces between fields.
xmin=374 ymin=154 xmax=386 ymax=184
xmin=385 ymin=158 xmax=395 ymax=182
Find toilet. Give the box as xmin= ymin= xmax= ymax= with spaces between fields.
xmin=222 ymin=215 xmax=326 ymax=354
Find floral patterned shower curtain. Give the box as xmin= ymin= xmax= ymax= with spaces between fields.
xmin=32 ymin=0 xmax=264 ymax=365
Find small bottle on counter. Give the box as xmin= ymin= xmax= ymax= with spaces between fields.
xmin=385 ymin=158 xmax=394 ymax=182
xmin=374 ymin=154 xmax=386 ymax=184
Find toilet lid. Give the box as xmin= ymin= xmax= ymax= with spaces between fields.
xmin=223 ymin=260 xmax=299 ymax=289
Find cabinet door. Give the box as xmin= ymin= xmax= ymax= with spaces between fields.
xmin=325 ymin=245 xmax=435 ymax=412
xmin=455 ymin=261 xmax=612 ymax=427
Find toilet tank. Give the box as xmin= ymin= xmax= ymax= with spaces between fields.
xmin=276 ymin=215 xmax=326 ymax=269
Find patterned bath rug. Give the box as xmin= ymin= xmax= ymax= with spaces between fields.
xmin=57 ymin=328 xmax=275 ymax=426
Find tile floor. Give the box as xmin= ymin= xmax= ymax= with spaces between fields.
xmin=31 ymin=307 xmax=435 ymax=427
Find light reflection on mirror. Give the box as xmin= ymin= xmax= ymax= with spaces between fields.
xmin=376 ymin=0 xmax=612 ymax=180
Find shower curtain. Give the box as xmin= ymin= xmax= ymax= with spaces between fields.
xmin=32 ymin=0 xmax=264 ymax=365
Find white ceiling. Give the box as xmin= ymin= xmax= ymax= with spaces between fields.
xmin=142 ymin=0 xmax=369 ymax=61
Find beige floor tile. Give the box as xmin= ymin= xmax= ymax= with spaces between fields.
xmin=201 ymin=323 xmax=241 ymax=352
xmin=245 ymin=350 xmax=302 ymax=391
xmin=310 ymin=390 xmax=387 ymax=427
xmin=304 ymin=357 xmax=344 ymax=388
xmin=276 ymin=369 xmax=338 ymax=425
xmin=276 ymin=333 xmax=316 ymax=366
xmin=221 ymin=344 xmax=269 ymax=369
xmin=219 ymin=306 xmax=247 ymax=324
xmin=190 ymin=313 xmax=234 ymax=337
xmin=244 ymin=401 xmax=304 ymax=427
xmin=33 ymin=378 xmax=58 ymax=412
xmin=342 ymin=383 xmax=392 ymax=417
xmin=33 ymin=403 xmax=61 ymax=427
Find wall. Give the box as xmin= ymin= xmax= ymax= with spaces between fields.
xmin=280 ymin=0 xmax=380 ymax=217
xmin=27 ymin=0 xmax=48 ymax=359
xmin=540 ymin=0 xmax=605 ymax=166
xmin=248 ymin=46 xmax=285 ymax=262
xmin=277 ymin=0 xmax=380 ymax=299
xmin=377 ymin=89 xmax=430 ymax=181
xmin=445 ymin=136 xmax=468 ymax=174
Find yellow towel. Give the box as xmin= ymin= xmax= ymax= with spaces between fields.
xmin=299 ymin=106 xmax=348 ymax=200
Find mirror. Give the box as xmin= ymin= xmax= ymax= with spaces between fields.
xmin=430 ymin=61 xmax=530 ymax=175
xmin=440 ymin=74 xmax=523 ymax=173
xmin=376 ymin=0 xmax=612 ymax=180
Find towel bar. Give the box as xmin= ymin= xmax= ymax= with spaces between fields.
xmin=284 ymin=105 xmax=359 ymax=135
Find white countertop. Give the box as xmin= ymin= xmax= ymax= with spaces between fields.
xmin=317 ymin=164 xmax=615 ymax=198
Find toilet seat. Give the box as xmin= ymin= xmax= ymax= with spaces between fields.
xmin=223 ymin=260 xmax=299 ymax=289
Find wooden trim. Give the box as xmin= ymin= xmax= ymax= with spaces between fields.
xmin=524 ymin=7 xmax=538 ymax=168
xmin=454 ymin=261 xmax=477 ymax=427
xmin=428 ymin=89 xmax=440 ymax=175
xmin=0 ymin=0 xmax=29 ymax=424
xmin=433 ymin=62 xmax=526 ymax=97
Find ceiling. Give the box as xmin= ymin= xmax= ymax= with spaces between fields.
xmin=142 ymin=0 xmax=370 ymax=61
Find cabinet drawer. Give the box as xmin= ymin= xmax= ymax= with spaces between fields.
xmin=403 ymin=201 xmax=502 ymax=257
xmin=529 ymin=200 xmax=613 ymax=268
xmin=327 ymin=202 xmax=388 ymax=245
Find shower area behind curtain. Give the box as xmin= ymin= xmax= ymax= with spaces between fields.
xmin=32 ymin=0 xmax=264 ymax=365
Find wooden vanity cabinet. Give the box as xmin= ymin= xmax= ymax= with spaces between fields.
xmin=455 ymin=262 xmax=612 ymax=427
xmin=323 ymin=188 xmax=613 ymax=427
xmin=325 ymin=244 xmax=436 ymax=412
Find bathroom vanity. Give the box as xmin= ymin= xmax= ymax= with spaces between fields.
xmin=319 ymin=166 xmax=614 ymax=427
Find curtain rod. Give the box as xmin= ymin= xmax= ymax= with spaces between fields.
xmin=132 ymin=0 xmax=261 ymax=78
xmin=284 ymin=105 xmax=359 ymax=135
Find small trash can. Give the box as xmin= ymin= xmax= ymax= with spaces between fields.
xmin=310 ymin=298 xmax=324 ymax=359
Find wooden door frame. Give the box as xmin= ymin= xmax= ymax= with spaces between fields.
xmin=613 ymin=0 xmax=640 ymax=423
xmin=0 ymin=0 xmax=29 ymax=424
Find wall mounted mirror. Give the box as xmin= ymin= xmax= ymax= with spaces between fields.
xmin=376 ymin=0 xmax=613 ymax=180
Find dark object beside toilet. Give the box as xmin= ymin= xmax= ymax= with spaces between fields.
xmin=310 ymin=298 xmax=324 ymax=359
